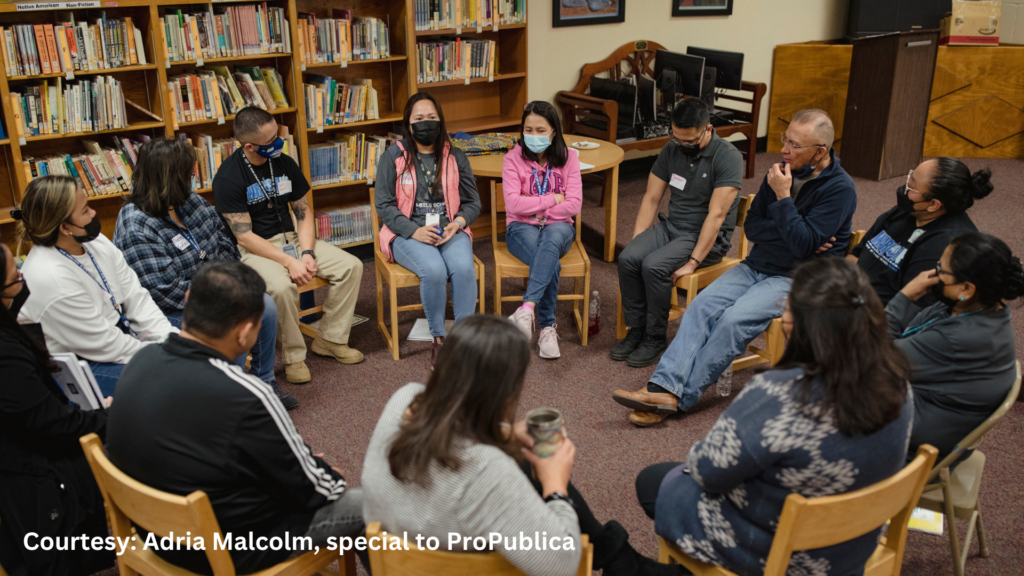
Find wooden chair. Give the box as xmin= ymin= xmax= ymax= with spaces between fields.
xmin=490 ymin=182 xmax=592 ymax=345
xmin=297 ymin=278 xmax=329 ymax=338
xmin=554 ymin=40 xmax=767 ymax=178
xmin=365 ymin=522 xmax=593 ymax=576
xmin=370 ymin=188 xmax=486 ymax=360
xmin=79 ymin=433 xmax=355 ymax=576
xmin=915 ymin=361 xmax=1021 ymax=576
xmin=658 ymin=445 xmax=939 ymax=576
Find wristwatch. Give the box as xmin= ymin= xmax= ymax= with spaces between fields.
xmin=544 ymin=491 xmax=575 ymax=508
xmin=301 ymin=250 xmax=316 ymax=260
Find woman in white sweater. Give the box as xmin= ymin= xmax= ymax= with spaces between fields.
xmin=15 ymin=176 xmax=175 ymax=395
xmin=362 ymin=315 xmax=682 ymax=576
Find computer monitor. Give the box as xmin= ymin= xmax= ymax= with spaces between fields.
xmin=686 ymin=46 xmax=744 ymax=91
xmin=590 ymin=76 xmax=638 ymax=128
xmin=653 ymin=49 xmax=705 ymax=102
xmin=635 ymin=75 xmax=656 ymax=124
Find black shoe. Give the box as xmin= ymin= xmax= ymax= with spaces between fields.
xmin=601 ymin=539 xmax=688 ymax=576
xmin=269 ymin=380 xmax=298 ymax=411
xmin=626 ymin=335 xmax=668 ymax=368
xmin=610 ymin=328 xmax=646 ymax=361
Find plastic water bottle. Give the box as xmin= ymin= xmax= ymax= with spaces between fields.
xmin=588 ymin=291 xmax=600 ymax=336
xmin=717 ymin=364 xmax=733 ymax=397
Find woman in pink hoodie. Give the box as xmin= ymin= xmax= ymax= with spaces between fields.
xmin=503 ymin=101 xmax=583 ymax=359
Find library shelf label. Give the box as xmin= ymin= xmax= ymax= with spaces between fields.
xmin=16 ymin=1 xmax=99 ymax=10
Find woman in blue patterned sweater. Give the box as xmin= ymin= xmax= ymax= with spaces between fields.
xmin=636 ymin=258 xmax=915 ymax=576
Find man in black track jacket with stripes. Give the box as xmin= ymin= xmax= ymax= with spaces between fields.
xmin=106 ymin=260 xmax=363 ymax=574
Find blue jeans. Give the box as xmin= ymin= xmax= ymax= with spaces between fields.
xmin=505 ymin=222 xmax=576 ymax=329
xmin=650 ymin=263 xmax=792 ymax=410
xmin=392 ymin=231 xmax=476 ymax=337
xmin=87 ymin=362 xmax=125 ymax=397
xmin=166 ymin=293 xmax=279 ymax=384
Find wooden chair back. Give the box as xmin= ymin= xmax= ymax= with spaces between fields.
xmin=491 ymin=181 xmax=582 ymax=240
xmin=79 ymin=433 xmax=236 ymax=576
xmin=370 ymin=187 xmax=381 ymax=247
xmin=366 ymin=522 xmax=593 ymax=576
xmin=569 ymin=40 xmax=667 ymax=94
xmin=733 ymin=195 xmax=751 ymax=259
xmin=761 ymin=445 xmax=939 ymax=575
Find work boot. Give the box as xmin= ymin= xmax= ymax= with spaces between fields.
xmin=626 ymin=334 xmax=668 ymax=368
xmin=311 ymin=337 xmax=364 ymax=365
xmin=610 ymin=327 xmax=645 ymax=361
xmin=285 ymin=361 xmax=311 ymax=384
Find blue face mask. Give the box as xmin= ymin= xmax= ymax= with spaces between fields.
xmin=255 ymin=137 xmax=285 ymax=159
xmin=524 ymin=133 xmax=552 ymax=154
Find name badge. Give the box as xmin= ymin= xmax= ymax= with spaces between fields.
xmin=171 ymin=234 xmax=190 ymax=251
xmin=670 ymin=174 xmax=687 ymax=191
xmin=425 ymin=213 xmax=440 ymax=227
xmin=277 ymin=177 xmax=293 ymax=194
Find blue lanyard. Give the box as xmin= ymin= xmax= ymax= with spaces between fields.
xmin=56 ymin=246 xmax=134 ymax=335
xmin=901 ymin=308 xmax=983 ymax=337
xmin=531 ymin=165 xmax=552 ymax=196
xmin=169 ymin=208 xmax=208 ymax=260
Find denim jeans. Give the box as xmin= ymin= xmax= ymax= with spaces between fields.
xmin=650 ymin=263 xmax=792 ymax=410
xmin=166 ymin=293 xmax=279 ymax=384
xmin=87 ymin=362 xmax=125 ymax=397
xmin=505 ymin=222 xmax=576 ymax=329
xmin=392 ymin=231 xmax=476 ymax=337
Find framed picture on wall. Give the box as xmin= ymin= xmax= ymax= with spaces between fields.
xmin=553 ymin=0 xmax=626 ymax=28
xmin=672 ymin=0 xmax=733 ymax=17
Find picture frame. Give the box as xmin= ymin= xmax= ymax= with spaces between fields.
xmin=553 ymin=0 xmax=626 ymax=28
xmin=672 ymin=0 xmax=733 ymax=17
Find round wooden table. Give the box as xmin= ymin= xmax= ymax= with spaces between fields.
xmin=468 ymin=134 xmax=625 ymax=262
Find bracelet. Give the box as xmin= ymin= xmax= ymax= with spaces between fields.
xmin=455 ymin=219 xmax=464 ymax=230
xmin=689 ymin=257 xmax=702 ymax=266
xmin=543 ymin=491 xmax=575 ymax=508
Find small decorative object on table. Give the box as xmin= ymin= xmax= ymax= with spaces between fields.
xmin=571 ymin=140 xmax=600 ymax=150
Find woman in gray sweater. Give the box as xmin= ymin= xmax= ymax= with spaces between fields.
xmin=887 ymin=232 xmax=1022 ymax=462
xmin=362 ymin=315 xmax=682 ymax=576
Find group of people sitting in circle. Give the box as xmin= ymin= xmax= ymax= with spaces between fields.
xmin=0 ymin=92 xmax=1020 ymax=576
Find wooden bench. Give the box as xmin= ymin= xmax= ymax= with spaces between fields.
xmin=555 ymin=40 xmax=767 ymax=179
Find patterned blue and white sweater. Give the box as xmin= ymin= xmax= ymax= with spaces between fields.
xmin=655 ymin=367 xmax=914 ymax=576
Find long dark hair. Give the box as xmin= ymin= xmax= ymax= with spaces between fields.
xmin=948 ymin=232 xmax=1024 ymax=308
xmin=777 ymin=258 xmax=910 ymax=437
xmin=128 ymin=138 xmax=197 ymax=216
xmin=924 ymin=157 xmax=993 ymax=215
xmin=519 ymin=100 xmax=568 ymax=168
xmin=389 ymin=315 xmax=530 ymax=486
xmin=0 ymin=242 xmax=54 ymax=372
xmin=400 ymin=92 xmax=450 ymax=199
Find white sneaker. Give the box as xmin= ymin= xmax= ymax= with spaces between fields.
xmin=512 ymin=306 xmax=534 ymax=340
xmin=538 ymin=325 xmax=560 ymax=359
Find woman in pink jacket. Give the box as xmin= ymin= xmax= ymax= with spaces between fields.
xmin=504 ymin=101 xmax=583 ymax=359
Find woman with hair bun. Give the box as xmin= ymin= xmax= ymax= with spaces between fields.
xmin=851 ymin=157 xmax=992 ymax=306
xmin=888 ymin=231 xmax=1021 ymax=462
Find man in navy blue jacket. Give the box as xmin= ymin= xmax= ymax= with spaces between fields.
xmin=611 ymin=110 xmax=857 ymax=426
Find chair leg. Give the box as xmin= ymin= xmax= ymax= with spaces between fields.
xmin=494 ymin=268 xmax=502 ymax=316
xmin=976 ymin=502 xmax=990 ymax=558
xmin=942 ymin=475 xmax=965 ymax=576
xmin=476 ymin=262 xmax=485 ymax=314
xmin=389 ymin=282 xmax=400 ymax=361
xmin=339 ymin=550 xmax=357 ymax=576
xmin=657 ymin=538 xmax=673 ymax=565
xmin=581 ymin=272 xmax=591 ymax=346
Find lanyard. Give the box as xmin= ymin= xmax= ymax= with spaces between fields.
xmin=531 ymin=165 xmax=552 ymax=196
xmin=415 ymin=153 xmax=437 ymax=193
xmin=56 ymin=246 xmax=134 ymax=336
xmin=168 ymin=208 xmax=207 ymax=261
xmin=901 ymin=308 xmax=983 ymax=337
xmin=243 ymin=155 xmax=287 ymax=240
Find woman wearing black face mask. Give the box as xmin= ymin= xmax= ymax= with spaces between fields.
xmin=0 ymin=240 xmax=115 ymax=576
xmin=16 ymin=176 xmax=176 ymax=396
xmin=850 ymin=157 xmax=992 ymax=307
xmin=886 ymin=232 xmax=1022 ymax=463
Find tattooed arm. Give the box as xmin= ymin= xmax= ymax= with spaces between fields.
xmin=289 ymin=194 xmax=317 ymax=258
xmin=223 ymin=212 xmax=292 ymax=267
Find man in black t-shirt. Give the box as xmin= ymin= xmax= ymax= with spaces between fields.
xmin=214 ymin=107 xmax=364 ymax=385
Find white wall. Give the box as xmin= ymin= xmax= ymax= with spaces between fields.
xmin=528 ymin=0 xmax=850 ymax=138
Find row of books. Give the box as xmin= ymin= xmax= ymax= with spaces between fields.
xmin=308 ymin=132 xmax=396 ymax=186
xmin=24 ymin=136 xmax=147 ymax=196
xmin=169 ymin=66 xmax=290 ymax=125
xmin=416 ymin=39 xmax=496 ymax=84
xmin=297 ymin=12 xmax=390 ymax=65
xmin=414 ymin=0 xmax=526 ymax=31
xmin=1 ymin=15 xmax=147 ymax=78
xmin=315 ymin=205 xmax=373 ymax=247
xmin=304 ymin=75 xmax=379 ymax=129
xmin=181 ymin=126 xmax=297 ymax=187
xmin=160 ymin=3 xmax=291 ymax=62
xmin=10 ymin=75 xmax=129 ymax=137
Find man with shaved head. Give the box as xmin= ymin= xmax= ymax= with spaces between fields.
xmin=612 ymin=109 xmax=857 ymax=426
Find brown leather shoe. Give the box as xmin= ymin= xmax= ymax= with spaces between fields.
xmin=612 ymin=387 xmax=679 ymax=414
xmin=311 ymin=337 xmax=364 ymax=365
xmin=629 ymin=411 xmax=669 ymax=427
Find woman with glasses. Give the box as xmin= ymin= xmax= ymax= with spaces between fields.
xmin=850 ymin=157 xmax=992 ymax=306
xmin=888 ymin=232 xmax=1021 ymax=463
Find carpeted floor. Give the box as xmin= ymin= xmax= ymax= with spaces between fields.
xmin=96 ymin=151 xmax=1024 ymax=576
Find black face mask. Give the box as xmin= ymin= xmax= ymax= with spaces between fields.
xmin=8 ymin=282 xmax=29 ymax=317
xmin=930 ymin=280 xmax=958 ymax=309
xmin=410 ymin=120 xmax=441 ymax=146
xmin=896 ymin=185 xmax=926 ymax=213
xmin=69 ymin=216 xmax=102 ymax=244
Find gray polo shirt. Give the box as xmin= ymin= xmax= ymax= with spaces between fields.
xmin=651 ymin=131 xmax=744 ymax=250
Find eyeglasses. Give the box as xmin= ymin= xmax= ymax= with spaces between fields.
xmin=906 ymin=170 xmax=928 ymax=198
xmin=671 ymin=126 xmax=709 ymax=146
xmin=1 ymin=270 xmax=24 ymax=292
xmin=780 ymin=133 xmax=824 ymax=151
xmin=935 ymin=261 xmax=956 ymax=279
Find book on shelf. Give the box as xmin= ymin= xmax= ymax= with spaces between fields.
xmin=169 ymin=66 xmax=289 ymax=124
xmin=315 ymin=204 xmax=373 ymax=247
xmin=159 ymin=3 xmax=291 ymax=62
xmin=297 ymin=12 xmax=390 ymax=66
xmin=1 ymin=14 xmax=148 ymax=77
xmin=303 ymin=76 xmax=378 ymax=129
xmin=414 ymin=0 xmax=526 ymax=31
xmin=23 ymin=134 xmax=149 ymax=196
xmin=308 ymin=132 xmax=396 ymax=186
xmin=416 ymin=39 xmax=495 ymax=84
xmin=10 ymin=75 xmax=129 ymax=136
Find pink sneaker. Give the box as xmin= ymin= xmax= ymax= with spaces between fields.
xmin=538 ymin=325 xmax=560 ymax=359
xmin=512 ymin=305 xmax=534 ymax=340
